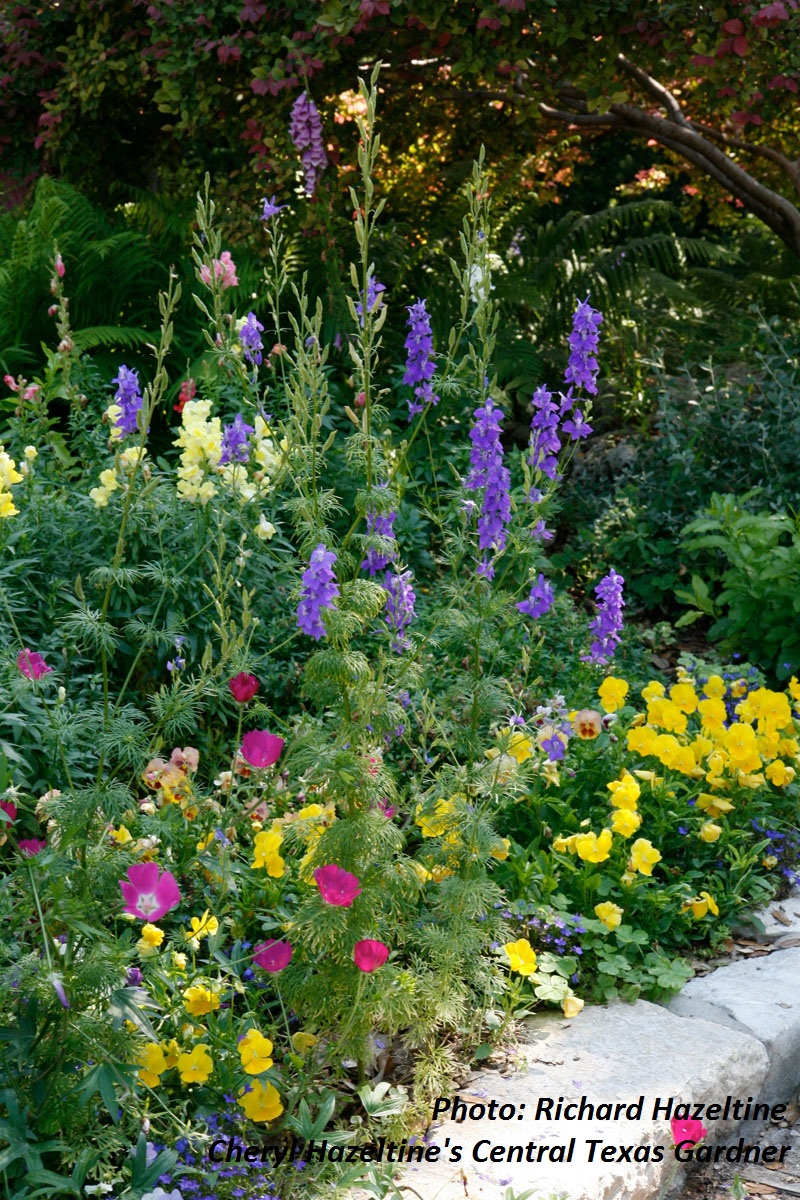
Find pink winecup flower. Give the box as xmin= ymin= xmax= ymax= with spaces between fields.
xmin=229 ymin=672 xmax=260 ymax=703
xmin=253 ymin=940 xmax=293 ymax=973
xmin=314 ymin=864 xmax=362 ymax=907
xmin=671 ymin=1116 xmax=708 ymax=1147
xmin=241 ymin=730 xmax=284 ymax=768
xmin=119 ymin=862 xmax=181 ymax=920
xmin=17 ymin=649 xmax=53 ymax=681
xmin=19 ymin=839 xmax=47 ymax=856
xmin=353 ymin=939 xmax=389 ymax=972
xmin=0 ymin=800 xmax=17 ymax=825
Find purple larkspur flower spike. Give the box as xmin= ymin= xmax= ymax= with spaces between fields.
xmin=384 ymin=568 xmax=416 ymax=652
xmin=403 ymin=298 xmax=439 ymax=420
xmin=516 ymin=573 xmax=555 ymax=620
xmin=219 ymin=414 xmax=255 ymax=466
xmin=465 ymin=400 xmax=510 ymax=578
xmin=111 ymin=366 xmax=143 ymax=438
xmin=297 ymin=544 xmax=339 ymax=640
xmin=239 ymin=313 xmax=264 ymax=366
xmin=581 ymin=568 xmax=625 ymax=664
xmin=564 ymin=296 xmax=603 ymax=396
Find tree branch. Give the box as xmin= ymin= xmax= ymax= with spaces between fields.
xmin=539 ymin=78 xmax=800 ymax=257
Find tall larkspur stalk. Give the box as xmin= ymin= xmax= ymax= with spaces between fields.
xmin=96 ymin=271 xmax=180 ymax=779
xmin=349 ymin=62 xmax=387 ymax=495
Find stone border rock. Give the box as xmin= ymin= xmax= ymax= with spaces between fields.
xmin=380 ymin=943 xmax=800 ymax=1200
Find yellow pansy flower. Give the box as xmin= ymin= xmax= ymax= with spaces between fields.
xmin=140 ymin=924 xmax=164 ymax=948
xmin=415 ymin=799 xmax=455 ymax=838
xmin=574 ymin=829 xmax=613 ymax=863
xmin=703 ymin=675 xmax=726 ymax=700
xmin=238 ymin=1029 xmax=274 ymax=1075
xmin=696 ymin=793 xmax=734 ymax=817
xmin=647 ymin=698 xmax=687 ymax=734
xmin=611 ymin=808 xmax=641 ymax=837
xmin=172 ymin=952 xmax=188 ymax=972
xmin=490 ymin=838 xmax=511 ymax=860
xmin=553 ymin=833 xmax=579 ymax=853
xmin=681 ymin=891 xmax=719 ymax=919
xmin=598 ymin=676 xmax=629 ymax=713
xmin=641 ymin=681 xmax=665 ymax=703
xmin=501 ymin=730 xmax=535 ymax=764
xmin=183 ymin=985 xmax=220 ymax=1016
xmin=504 ymin=938 xmax=538 ymax=976
xmin=251 ymin=830 xmax=285 ymax=876
xmin=562 ymin=995 xmax=584 ymax=1019
xmin=110 ymin=825 xmax=132 ymax=844
xmin=627 ymin=725 xmax=659 ymax=756
xmin=669 ymin=682 xmax=698 ymax=714
xmin=137 ymin=1042 xmax=167 ymax=1087
xmin=630 ymin=838 xmax=661 ymax=876
xmin=607 ymin=772 xmax=640 ymax=810
xmin=699 ymin=822 xmax=722 ymax=843
xmin=766 ymin=760 xmax=796 ymax=787
xmin=238 ymin=1079 xmax=283 ymax=1122
xmin=188 ymin=911 xmax=219 ymax=942
xmin=594 ymin=901 xmax=623 ymax=931
xmin=177 ymin=1044 xmax=213 ymax=1085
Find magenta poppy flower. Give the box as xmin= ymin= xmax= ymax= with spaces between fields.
xmin=0 ymin=800 xmax=17 ymax=825
xmin=252 ymin=939 xmax=293 ymax=973
xmin=241 ymin=730 xmax=284 ymax=768
xmin=118 ymin=862 xmax=180 ymax=920
xmin=17 ymin=649 xmax=53 ymax=681
xmin=229 ymin=672 xmax=260 ymax=703
xmin=670 ymin=1116 xmax=707 ymax=1147
xmin=314 ymin=864 xmax=362 ymax=907
xmin=353 ymin=939 xmax=389 ymax=973
xmin=18 ymin=838 xmax=46 ymax=856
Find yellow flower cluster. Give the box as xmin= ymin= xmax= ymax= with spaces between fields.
xmin=0 ymin=445 xmax=23 ymax=518
xmin=137 ymin=1039 xmax=211 ymax=1087
xmin=175 ymin=399 xmax=222 ymax=504
xmin=90 ymin=447 xmax=149 ymax=507
xmin=554 ymin=751 xmax=662 ymax=879
xmin=626 ymin=675 xmax=798 ymax=849
xmin=174 ymin=403 xmax=280 ymax=543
